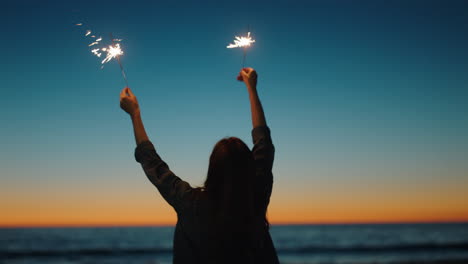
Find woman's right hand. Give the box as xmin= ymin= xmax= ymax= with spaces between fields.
xmin=237 ymin=67 xmax=257 ymax=88
xmin=120 ymin=87 xmax=140 ymax=117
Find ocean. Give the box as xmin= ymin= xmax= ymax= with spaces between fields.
xmin=1 ymin=223 xmax=468 ymax=264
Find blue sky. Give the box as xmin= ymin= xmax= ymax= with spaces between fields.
xmin=1 ymin=0 xmax=468 ymax=225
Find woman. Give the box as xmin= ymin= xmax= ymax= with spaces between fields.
xmin=120 ymin=68 xmax=279 ymax=264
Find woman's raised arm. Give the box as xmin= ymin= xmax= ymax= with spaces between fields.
xmin=238 ymin=68 xmax=275 ymax=209
xmin=120 ymin=87 xmax=149 ymax=145
xmin=238 ymin=68 xmax=267 ymax=128
xmin=120 ymin=87 xmax=193 ymax=211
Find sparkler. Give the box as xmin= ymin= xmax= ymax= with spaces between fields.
xmin=74 ymin=23 xmax=129 ymax=87
xmin=227 ymin=31 xmax=255 ymax=68
xmin=109 ymin=33 xmax=128 ymax=87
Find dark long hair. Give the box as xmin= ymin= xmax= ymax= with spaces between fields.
xmin=202 ymin=137 xmax=268 ymax=261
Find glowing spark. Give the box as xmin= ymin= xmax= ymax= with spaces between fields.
xmin=227 ymin=32 xmax=255 ymax=48
xmin=91 ymin=35 xmax=96 ymax=38
xmin=88 ymin=41 xmax=99 ymax=47
xmin=85 ymin=30 xmax=91 ymax=36
xmin=113 ymin=38 xmax=122 ymax=42
xmin=96 ymin=37 xmax=102 ymax=42
xmin=101 ymin=43 xmax=123 ymax=64
xmin=76 ymin=23 xmax=83 ymax=26
xmin=91 ymin=48 xmax=102 ymax=57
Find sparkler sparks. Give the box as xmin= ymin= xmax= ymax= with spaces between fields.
xmin=78 ymin=28 xmax=124 ymax=67
xmin=227 ymin=31 xmax=256 ymax=68
xmin=91 ymin=48 xmax=102 ymax=57
xmin=227 ymin=32 xmax=255 ymax=48
xmin=74 ymin=23 xmax=129 ymax=87
xmin=101 ymin=43 xmax=123 ymax=64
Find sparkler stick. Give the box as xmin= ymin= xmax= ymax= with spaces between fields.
xmin=242 ymin=46 xmax=247 ymax=69
xmin=242 ymin=25 xmax=250 ymax=68
xmin=110 ymin=33 xmax=129 ymax=87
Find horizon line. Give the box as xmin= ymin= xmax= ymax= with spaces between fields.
xmin=2 ymin=219 xmax=468 ymax=229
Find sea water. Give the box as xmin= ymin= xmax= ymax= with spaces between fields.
xmin=1 ymin=223 xmax=468 ymax=264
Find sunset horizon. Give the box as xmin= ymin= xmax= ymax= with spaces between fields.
xmin=2 ymin=203 xmax=468 ymax=228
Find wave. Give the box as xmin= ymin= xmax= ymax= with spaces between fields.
xmin=1 ymin=242 xmax=468 ymax=259
xmin=276 ymin=242 xmax=468 ymax=254
xmin=0 ymin=247 xmax=172 ymax=259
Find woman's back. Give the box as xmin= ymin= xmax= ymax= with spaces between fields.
xmin=134 ymin=126 xmax=278 ymax=264
xmin=176 ymin=188 xmax=278 ymax=264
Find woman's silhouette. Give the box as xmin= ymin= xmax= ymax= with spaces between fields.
xmin=120 ymin=68 xmax=279 ymax=264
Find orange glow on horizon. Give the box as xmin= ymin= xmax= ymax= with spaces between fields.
xmin=2 ymin=203 xmax=468 ymax=228
xmin=2 ymin=172 xmax=467 ymax=228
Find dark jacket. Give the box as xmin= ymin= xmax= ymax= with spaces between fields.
xmin=135 ymin=126 xmax=279 ymax=264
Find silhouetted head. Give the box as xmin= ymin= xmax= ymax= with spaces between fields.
xmin=204 ymin=137 xmax=255 ymax=203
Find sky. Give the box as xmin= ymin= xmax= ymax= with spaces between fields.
xmin=1 ymin=0 xmax=468 ymax=227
